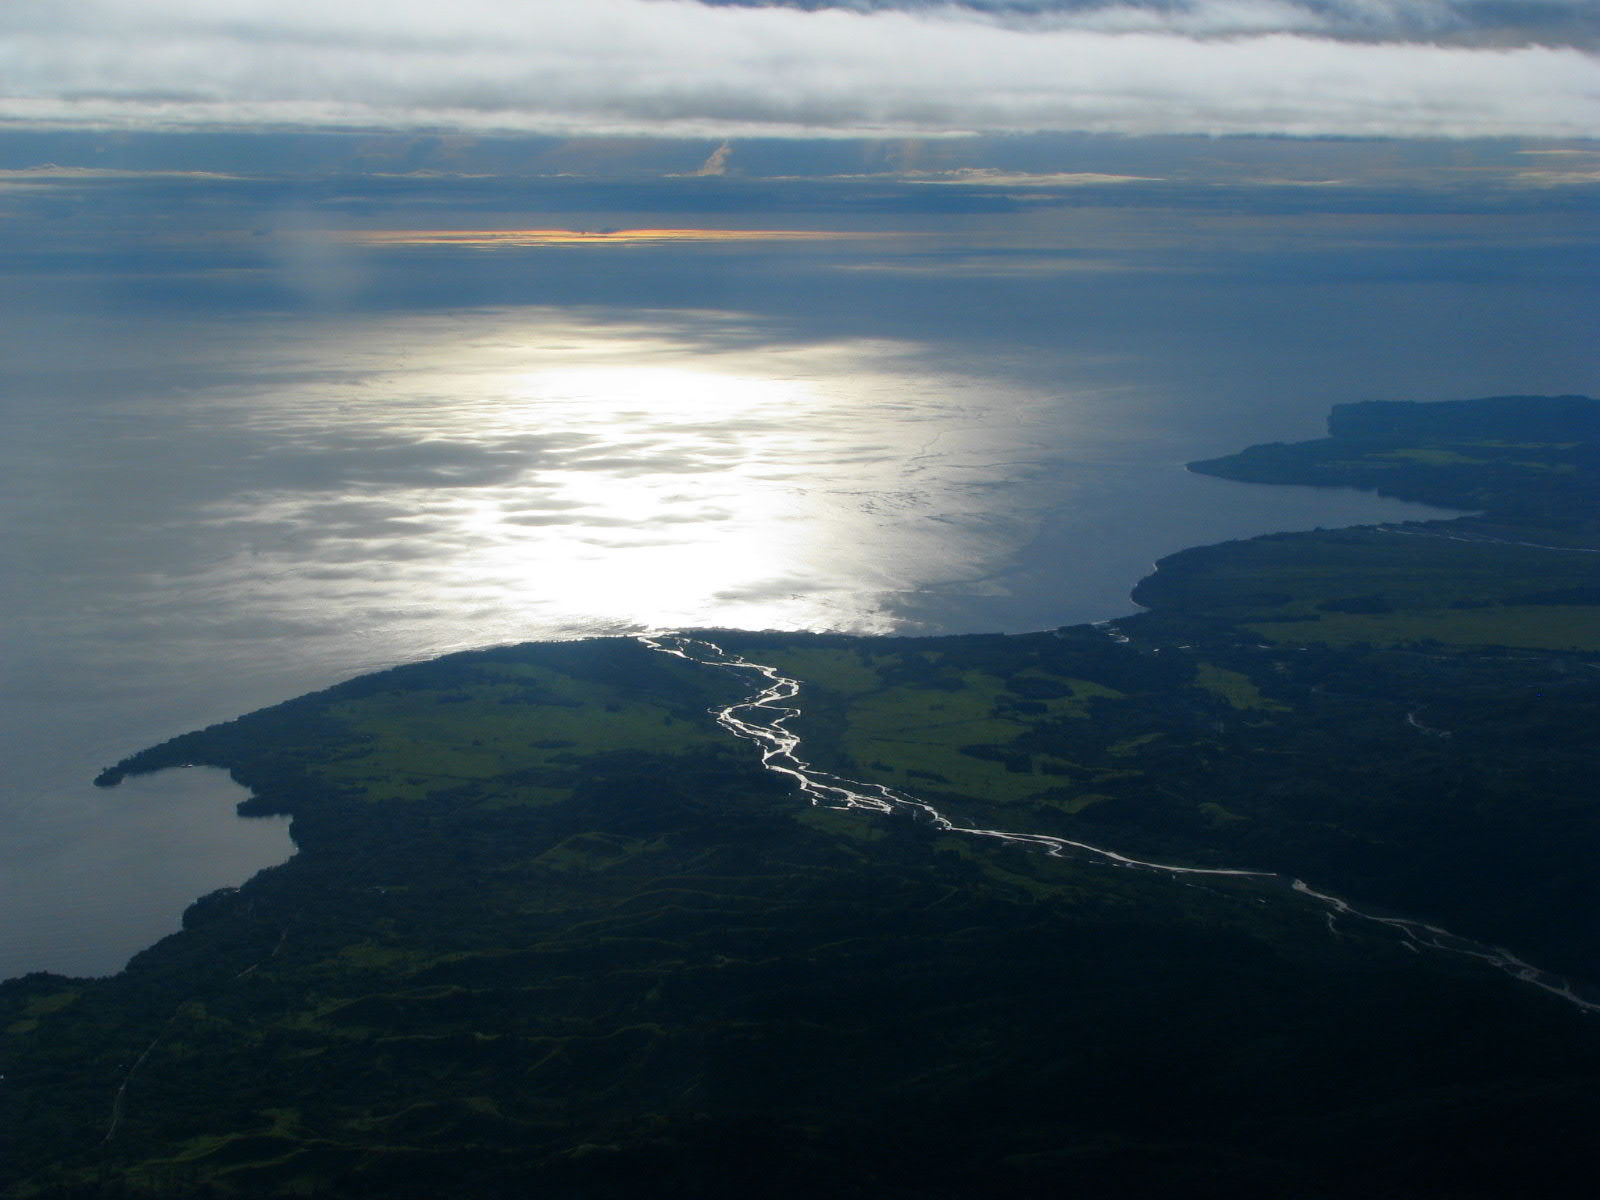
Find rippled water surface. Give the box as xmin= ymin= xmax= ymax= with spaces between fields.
xmin=0 ymin=305 xmax=1471 ymax=976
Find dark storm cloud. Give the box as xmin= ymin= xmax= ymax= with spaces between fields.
xmin=714 ymin=1 xmax=1600 ymax=47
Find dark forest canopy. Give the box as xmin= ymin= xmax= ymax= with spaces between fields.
xmin=1192 ymin=394 xmax=1600 ymax=527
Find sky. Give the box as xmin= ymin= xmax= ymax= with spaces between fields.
xmin=1 ymin=0 xmax=1595 ymax=276
xmin=4 ymin=0 xmax=1599 ymax=140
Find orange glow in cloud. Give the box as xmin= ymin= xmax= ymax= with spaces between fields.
xmin=338 ymin=228 xmax=893 ymax=249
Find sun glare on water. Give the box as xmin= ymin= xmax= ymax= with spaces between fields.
xmin=176 ymin=311 xmax=1062 ymax=657
xmin=526 ymin=364 xmax=807 ymax=423
xmin=453 ymin=363 xmax=825 ymax=633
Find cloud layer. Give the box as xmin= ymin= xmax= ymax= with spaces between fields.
xmin=714 ymin=0 xmax=1599 ymax=45
xmin=4 ymin=0 xmax=1598 ymax=139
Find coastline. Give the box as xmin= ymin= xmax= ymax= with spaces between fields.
xmin=6 ymin=394 xmax=1600 ymax=1198
xmin=61 ymin=394 xmax=1600 ymax=984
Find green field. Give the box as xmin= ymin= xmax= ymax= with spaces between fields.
xmin=759 ymin=644 xmax=1135 ymax=812
xmin=1249 ymin=603 xmax=1600 ymax=651
xmin=319 ymin=662 xmax=727 ymax=805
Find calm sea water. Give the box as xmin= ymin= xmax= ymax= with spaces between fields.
xmin=0 ymin=302 xmax=1538 ymax=978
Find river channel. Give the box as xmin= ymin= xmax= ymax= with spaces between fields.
xmin=642 ymin=632 xmax=1600 ymax=1016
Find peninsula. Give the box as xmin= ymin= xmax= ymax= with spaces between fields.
xmin=6 ymin=395 xmax=1599 ymax=1199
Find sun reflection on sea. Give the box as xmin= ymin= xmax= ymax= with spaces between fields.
xmin=179 ymin=310 xmax=1067 ymax=654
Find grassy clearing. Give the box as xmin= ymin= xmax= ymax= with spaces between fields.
xmin=1372 ymin=447 xmax=1575 ymax=474
xmin=760 ymin=647 xmax=1131 ymax=810
xmin=535 ymin=834 xmax=665 ymax=873
xmin=337 ymin=943 xmax=431 ymax=971
xmin=1061 ymin=792 xmax=1111 ymax=814
xmin=1198 ymin=802 xmax=1248 ymax=823
xmin=318 ymin=665 xmax=723 ymax=803
xmin=755 ymin=647 xmax=886 ymax=694
xmin=1376 ymin=447 xmax=1484 ymax=466
xmin=1139 ymin=527 xmax=1600 ymax=622
xmin=794 ymin=806 xmax=889 ymax=843
xmin=1193 ymin=663 xmax=1288 ymax=711
xmin=1249 ymin=604 xmax=1600 ymax=651
xmin=842 ymin=686 xmax=1046 ymax=803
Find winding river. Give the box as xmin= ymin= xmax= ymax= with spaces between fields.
xmin=641 ymin=632 xmax=1600 ymax=1016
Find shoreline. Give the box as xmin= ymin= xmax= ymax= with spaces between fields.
xmin=29 ymin=394 xmax=1600 ymax=985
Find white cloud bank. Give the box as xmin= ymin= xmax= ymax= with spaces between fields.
xmin=3 ymin=0 xmax=1597 ymax=140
